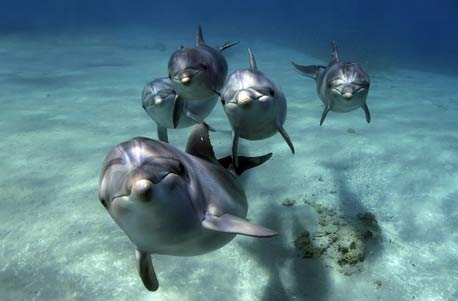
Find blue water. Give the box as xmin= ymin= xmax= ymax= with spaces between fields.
xmin=1 ymin=1 xmax=457 ymax=300
xmin=2 ymin=0 xmax=457 ymax=72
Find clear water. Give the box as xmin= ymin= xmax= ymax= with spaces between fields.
xmin=1 ymin=1 xmax=457 ymax=300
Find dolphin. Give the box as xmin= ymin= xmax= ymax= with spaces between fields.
xmin=292 ymin=41 xmax=371 ymax=126
xmin=98 ymin=123 xmax=277 ymax=291
xmin=168 ymin=25 xmax=238 ymax=101
xmin=220 ymin=48 xmax=295 ymax=167
xmin=142 ymin=78 xmax=217 ymax=142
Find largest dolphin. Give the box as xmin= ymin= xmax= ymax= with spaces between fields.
xmin=98 ymin=123 xmax=277 ymax=291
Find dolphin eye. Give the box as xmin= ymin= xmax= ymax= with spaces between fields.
xmin=269 ymin=89 xmax=275 ymax=97
xmin=100 ymin=198 xmax=107 ymax=208
xmin=201 ymin=64 xmax=208 ymax=70
xmin=178 ymin=162 xmax=185 ymax=175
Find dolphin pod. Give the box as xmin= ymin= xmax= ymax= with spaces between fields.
xmin=99 ymin=25 xmax=372 ymax=292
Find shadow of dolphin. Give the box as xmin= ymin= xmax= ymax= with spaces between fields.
xmin=237 ymin=205 xmax=329 ymax=300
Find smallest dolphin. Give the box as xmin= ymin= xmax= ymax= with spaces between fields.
xmin=142 ymin=78 xmax=180 ymax=143
xmin=142 ymin=78 xmax=217 ymax=143
xmin=292 ymin=41 xmax=371 ymax=126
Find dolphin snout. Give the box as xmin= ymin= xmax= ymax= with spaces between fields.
xmin=154 ymin=95 xmax=163 ymax=104
xmin=236 ymin=90 xmax=252 ymax=106
xmin=180 ymin=77 xmax=191 ymax=85
xmin=342 ymin=92 xmax=353 ymax=100
xmin=132 ymin=179 xmax=153 ymax=201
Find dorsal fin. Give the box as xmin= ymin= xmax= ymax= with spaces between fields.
xmin=186 ymin=123 xmax=216 ymax=160
xmin=331 ymin=41 xmax=339 ymax=64
xmin=248 ymin=48 xmax=257 ymax=69
xmin=196 ymin=25 xmax=206 ymax=46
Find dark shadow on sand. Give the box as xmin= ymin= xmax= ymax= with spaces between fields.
xmin=238 ymin=208 xmax=329 ymax=301
xmin=321 ymin=161 xmax=384 ymax=262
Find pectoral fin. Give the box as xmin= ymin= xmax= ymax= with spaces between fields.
xmin=320 ymin=106 xmax=331 ymax=126
xmin=276 ymin=124 xmax=295 ymax=154
xmin=135 ymin=250 xmax=159 ymax=291
xmin=202 ymin=213 xmax=278 ymax=237
xmin=173 ymin=95 xmax=183 ymax=128
xmin=362 ymin=103 xmax=371 ymax=123
xmin=218 ymin=41 xmax=240 ymax=52
xmin=291 ymin=62 xmax=325 ymax=80
xmin=157 ymin=126 xmax=168 ymax=143
xmin=231 ymin=131 xmax=239 ymax=168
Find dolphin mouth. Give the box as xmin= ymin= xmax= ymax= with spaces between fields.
xmin=231 ymin=88 xmax=272 ymax=106
xmin=332 ymin=88 xmax=354 ymax=100
xmin=342 ymin=92 xmax=353 ymax=100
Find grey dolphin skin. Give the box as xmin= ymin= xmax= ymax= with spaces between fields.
xmin=168 ymin=25 xmax=238 ymax=99
xmin=98 ymin=123 xmax=277 ymax=291
xmin=221 ymin=48 xmax=295 ymax=167
xmin=167 ymin=26 xmax=238 ymax=128
xmin=292 ymin=41 xmax=371 ymax=126
xmin=142 ymin=78 xmax=217 ymax=143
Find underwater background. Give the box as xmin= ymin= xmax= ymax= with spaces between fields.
xmin=1 ymin=0 xmax=457 ymax=300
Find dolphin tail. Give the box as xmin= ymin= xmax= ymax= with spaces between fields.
xmin=291 ymin=62 xmax=324 ymax=80
xmin=202 ymin=213 xmax=278 ymax=237
xmin=218 ymin=41 xmax=239 ymax=52
xmin=135 ymin=250 xmax=159 ymax=291
xmin=218 ymin=153 xmax=272 ymax=176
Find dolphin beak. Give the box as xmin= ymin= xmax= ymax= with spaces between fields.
xmin=237 ymin=90 xmax=252 ymax=106
xmin=180 ymin=77 xmax=191 ymax=85
xmin=342 ymin=92 xmax=353 ymax=100
xmin=132 ymin=179 xmax=153 ymax=201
